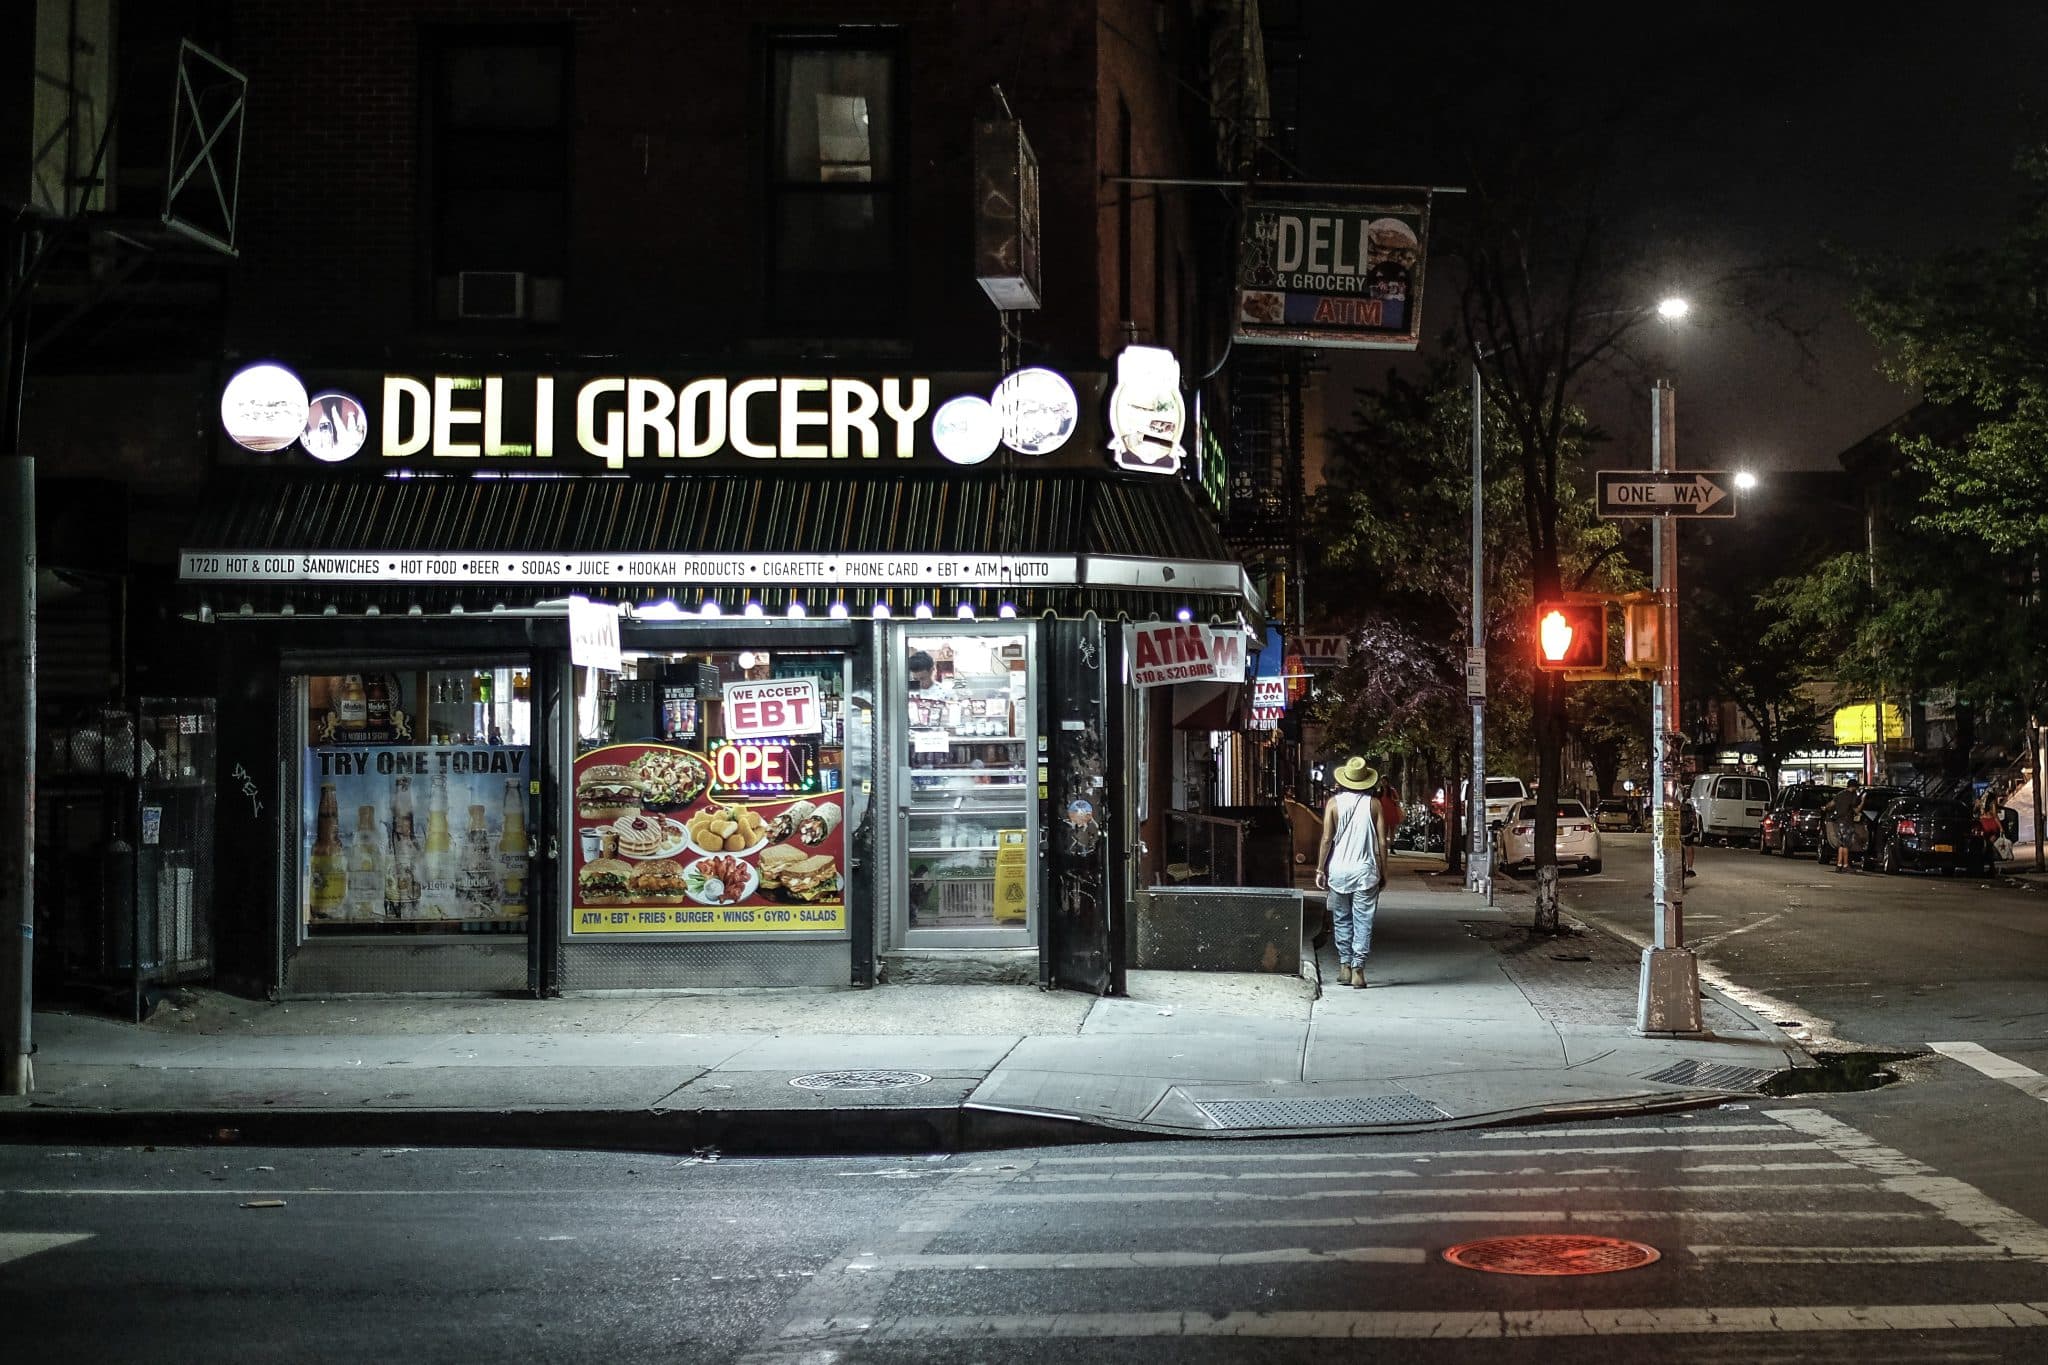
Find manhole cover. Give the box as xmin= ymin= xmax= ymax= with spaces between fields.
xmin=788 ymin=1069 xmax=932 ymax=1091
xmin=1444 ymin=1235 xmax=1660 ymax=1276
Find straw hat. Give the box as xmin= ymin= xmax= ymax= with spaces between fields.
xmin=1333 ymin=757 xmax=1379 ymax=791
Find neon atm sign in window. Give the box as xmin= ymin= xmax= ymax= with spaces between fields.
xmin=709 ymin=739 xmax=818 ymax=797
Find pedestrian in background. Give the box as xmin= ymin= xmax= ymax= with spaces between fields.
xmin=1828 ymin=780 xmax=1866 ymax=873
xmin=1316 ymin=757 xmax=1387 ymax=990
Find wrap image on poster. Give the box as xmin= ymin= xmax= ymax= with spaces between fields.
xmin=570 ymin=743 xmax=848 ymax=936
xmin=301 ymin=745 xmax=532 ymax=930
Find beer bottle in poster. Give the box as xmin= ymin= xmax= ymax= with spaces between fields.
xmin=498 ymin=779 xmax=529 ymax=918
xmin=421 ymin=772 xmax=457 ymax=918
xmin=337 ymin=675 xmax=368 ymax=727
xmin=385 ymin=776 xmax=421 ymax=919
xmin=458 ymin=802 xmax=497 ymax=918
xmin=364 ymin=673 xmax=391 ymax=732
xmin=347 ymin=804 xmax=384 ymax=920
xmin=309 ymin=783 xmax=346 ymax=918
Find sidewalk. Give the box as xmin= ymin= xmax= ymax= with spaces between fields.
xmin=0 ymin=860 xmax=1809 ymax=1154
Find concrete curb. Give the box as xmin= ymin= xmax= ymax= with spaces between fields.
xmin=0 ymin=1084 xmax=1763 ymax=1157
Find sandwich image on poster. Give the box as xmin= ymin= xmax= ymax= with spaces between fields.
xmin=568 ymin=742 xmax=846 ymax=936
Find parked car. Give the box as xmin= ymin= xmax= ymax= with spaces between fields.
xmin=1498 ymin=799 xmax=1602 ymax=875
xmin=1685 ymin=773 xmax=1772 ymax=846
xmin=1759 ymin=783 xmax=1833 ymax=856
xmin=1867 ymin=796 xmax=1993 ymax=875
xmin=1592 ymin=799 xmax=1639 ymax=833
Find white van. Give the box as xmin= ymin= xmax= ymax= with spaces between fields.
xmin=1461 ymin=776 xmax=1530 ymax=831
xmin=1686 ymin=773 xmax=1772 ymax=846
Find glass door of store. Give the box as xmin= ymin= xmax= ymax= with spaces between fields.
xmin=896 ymin=628 xmax=1036 ymax=947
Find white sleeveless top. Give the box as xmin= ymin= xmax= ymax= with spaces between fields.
xmin=1326 ymin=791 xmax=1381 ymax=894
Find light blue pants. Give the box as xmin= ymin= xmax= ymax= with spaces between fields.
xmin=1327 ymin=885 xmax=1379 ymax=967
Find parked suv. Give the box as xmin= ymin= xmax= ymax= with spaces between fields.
xmin=1685 ymin=773 xmax=1772 ymax=846
xmin=1592 ymin=799 xmax=1639 ymax=833
xmin=1461 ymin=776 xmax=1531 ymax=833
xmin=1759 ymin=783 xmax=1833 ymax=856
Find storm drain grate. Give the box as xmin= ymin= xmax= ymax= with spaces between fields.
xmin=1636 ymin=1059 xmax=1773 ymax=1091
xmin=788 ymin=1069 xmax=933 ymax=1091
xmin=1198 ymin=1094 xmax=1449 ymax=1128
xmin=1445 ymin=1235 xmax=1660 ymax=1276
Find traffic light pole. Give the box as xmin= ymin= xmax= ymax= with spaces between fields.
xmin=1638 ymin=379 xmax=1703 ymax=1035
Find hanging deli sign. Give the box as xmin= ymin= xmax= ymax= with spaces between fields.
xmin=1126 ymin=622 xmax=1247 ymax=688
xmin=216 ymin=366 xmax=1114 ymax=473
xmin=1235 ymin=199 xmax=1430 ymax=350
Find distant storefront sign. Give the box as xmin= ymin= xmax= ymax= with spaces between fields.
xmin=1295 ymin=633 xmax=1352 ymax=669
xmin=1833 ymin=703 xmax=1906 ymax=745
xmin=1234 ymin=199 xmax=1430 ymax=350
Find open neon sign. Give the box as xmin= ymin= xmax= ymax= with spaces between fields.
xmin=709 ymin=739 xmax=818 ymax=797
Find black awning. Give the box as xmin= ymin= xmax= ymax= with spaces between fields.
xmin=182 ymin=469 xmax=1252 ymax=619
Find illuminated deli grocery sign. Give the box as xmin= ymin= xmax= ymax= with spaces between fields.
xmin=219 ymin=365 xmax=1107 ymax=472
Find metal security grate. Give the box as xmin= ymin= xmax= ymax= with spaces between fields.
xmin=1637 ymin=1059 xmax=1773 ymax=1091
xmin=1198 ymin=1094 xmax=1449 ymax=1128
xmin=789 ymin=1070 xmax=932 ymax=1091
xmin=1444 ymin=1235 xmax=1660 ymax=1276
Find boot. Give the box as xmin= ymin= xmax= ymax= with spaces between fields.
xmin=1336 ymin=964 xmax=1354 ymax=987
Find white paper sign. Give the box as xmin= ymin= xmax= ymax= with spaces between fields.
xmin=568 ymin=596 xmax=622 ymax=672
xmin=723 ymin=678 xmax=822 ymax=739
xmin=1252 ymin=677 xmax=1287 ymax=710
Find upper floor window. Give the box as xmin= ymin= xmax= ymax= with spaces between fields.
xmin=767 ymin=35 xmax=901 ymax=332
xmin=425 ymin=28 xmax=569 ymax=325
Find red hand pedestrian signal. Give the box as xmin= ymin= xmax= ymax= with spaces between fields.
xmin=1534 ymin=601 xmax=1606 ymax=670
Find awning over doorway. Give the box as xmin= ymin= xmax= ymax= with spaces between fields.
xmin=178 ymin=469 xmax=1260 ymax=620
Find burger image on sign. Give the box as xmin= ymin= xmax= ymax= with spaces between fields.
xmin=1107 ymin=345 xmax=1185 ymax=476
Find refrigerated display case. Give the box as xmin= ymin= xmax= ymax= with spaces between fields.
xmin=897 ymin=629 xmax=1036 ymax=946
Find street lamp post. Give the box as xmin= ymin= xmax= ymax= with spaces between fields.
xmin=1467 ymin=362 xmax=1488 ymax=891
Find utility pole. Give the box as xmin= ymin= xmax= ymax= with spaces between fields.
xmin=1467 ymin=363 xmax=1488 ymax=892
xmin=1 ymin=223 xmax=36 ymax=1095
xmin=1637 ymin=379 xmax=1702 ymax=1035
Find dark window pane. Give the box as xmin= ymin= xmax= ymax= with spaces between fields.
xmin=441 ymin=45 xmax=564 ymax=129
xmin=773 ymin=49 xmax=893 ymax=184
xmin=774 ymin=191 xmax=891 ymax=270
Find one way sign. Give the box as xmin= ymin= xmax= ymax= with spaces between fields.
xmin=1596 ymin=470 xmax=1737 ymax=518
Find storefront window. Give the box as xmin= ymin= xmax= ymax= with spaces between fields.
xmin=902 ymin=633 xmax=1032 ymax=935
xmin=298 ymin=668 xmax=533 ymax=936
xmin=568 ymin=649 xmax=850 ymax=939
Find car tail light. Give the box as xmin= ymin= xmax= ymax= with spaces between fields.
xmin=1512 ymin=824 xmax=1532 ymax=837
xmin=1895 ymin=818 xmax=1917 ymax=836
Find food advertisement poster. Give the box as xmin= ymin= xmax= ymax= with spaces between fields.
xmin=1234 ymin=199 xmax=1429 ymax=350
xmin=302 ymin=745 xmax=532 ymax=927
xmin=571 ymin=743 xmax=847 ymax=936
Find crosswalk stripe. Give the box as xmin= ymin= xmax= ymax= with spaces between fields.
xmin=1930 ymin=1041 xmax=2048 ymax=1103
xmin=0 ymin=1232 xmax=93 ymax=1267
xmin=977 ymin=1180 xmax=1876 ymax=1205
xmin=1693 ymin=1245 xmax=2048 ymax=1264
xmin=1034 ymin=1138 xmax=1814 ymax=1166
xmin=773 ymin=1301 xmax=2048 ymax=1342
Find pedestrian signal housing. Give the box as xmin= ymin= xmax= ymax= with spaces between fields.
xmin=1535 ymin=601 xmax=1606 ymax=671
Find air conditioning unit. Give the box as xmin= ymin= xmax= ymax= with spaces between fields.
xmin=456 ymin=270 xmax=526 ymax=319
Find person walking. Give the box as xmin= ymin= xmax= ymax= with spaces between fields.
xmin=1315 ymin=757 xmax=1387 ymax=989
xmin=1827 ymin=779 xmax=1866 ymax=873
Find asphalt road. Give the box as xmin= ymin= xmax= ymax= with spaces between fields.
xmin=1549 ymin=833 xmax=2048 ymax=1052
xmin=10 ymin=1092 xmax=2048 ymax=1363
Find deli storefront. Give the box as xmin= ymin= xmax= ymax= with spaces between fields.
xmin=188 ymin=356 xmax=1258 ymax=997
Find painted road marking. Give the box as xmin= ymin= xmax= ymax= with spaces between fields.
xmin=1036 ymin=1133 xmax=1798 ymax=1163
xmin=773 ymin=1302 xmax=2048 ymax=1342
xmin=1930 ymin=1041 xmax=2048 ymax=1103
xmin=1693 ymin=1244 xmax=2048 ymax=1264
xmin=964 ymin=1180 xmax=1872 ymax=1205
xmin=1767 ymin=1109 xmax=2048 ymax=1257
xmin=0 ymin=1232 xmax=93 ymax=1266
xmin=1021 ymin=1142 xmax=1829 ymax=1177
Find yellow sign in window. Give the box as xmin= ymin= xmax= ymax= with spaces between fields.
xmin=1832 ymin=703 xmax=1905 ymax=745
xmin=993 ymin=829 xmax=1029 ymax=923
